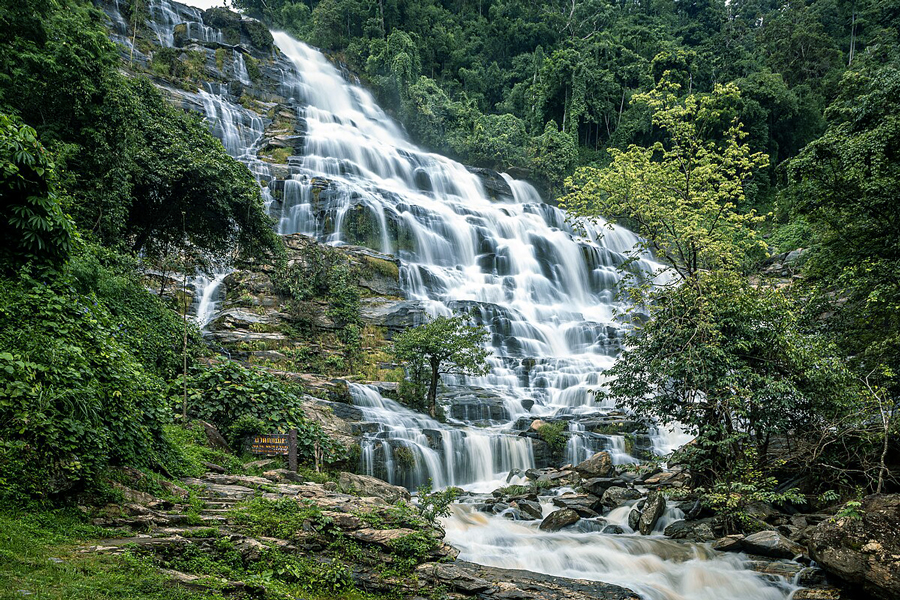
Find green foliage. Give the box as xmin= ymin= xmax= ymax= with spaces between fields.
xmin=788 ymin=64 xmax=900 ymax=394
xmin=0 ymin=114 xmax=74 ymax=269
xmin=536 ymin=421 xmax=567 ymax=454
xmin=607 ymin=272 xmax=857 ymax=484
xmin=699 ymin=450 xmax=806 ymax=533
xmin=229 ymin=496 xmax=334 ymax=540
xmin=531 ymin=120 xmax=578 ymax=196
xmin=415 ymin=482 xmax=461 ymax=525
xmin=563 ymin=81 xmax=769 ymax=284
xmin=175 ymin=360 xmax=345 ymax=466
xmin=834 ymin=500 xmax=863 ymax=521
xmin=273 ymin=243 xmax=363 ymax=370
xmin=0 ymin=0 xmax=279 ymax=265
xmin=0 ymin=262 xmax=192 ymax=498
xmin=393 ymin=315 xmax=490 ymax=418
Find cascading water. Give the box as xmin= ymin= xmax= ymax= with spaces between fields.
xmin=101 ymin=3 xmax=802 ymax=596
xmin=269 ymin=32 xmax=667 ymax=487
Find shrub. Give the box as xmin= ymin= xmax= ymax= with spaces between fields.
xmin=175 ymin=359 xmax=346 ymax=465
xmin=0 ymin=270 xmax=173 ymax=497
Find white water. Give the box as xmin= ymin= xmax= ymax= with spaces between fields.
xmin=444 ymin=506 xmax=795 ymax=600
xmin=104 ymin=4 xmax=801 ymax=597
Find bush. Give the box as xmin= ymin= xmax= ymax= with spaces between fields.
xmin=0 ymin=270 xmax=174 ymax=497
xmin=176 ymin=359 xmax=346 ymax=465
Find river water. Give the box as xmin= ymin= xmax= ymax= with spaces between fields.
xmin=100 ymin=3 xmax=800 ymax=597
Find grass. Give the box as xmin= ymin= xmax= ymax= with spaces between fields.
xmin=0 ymin=508 xmax=218 ymax=600
xmin=0 ymin=506 xmax=395 ymax=600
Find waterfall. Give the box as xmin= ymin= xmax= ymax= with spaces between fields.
xmin=102 ymin=3 xmax=801 ymax=596
xmin=267 ymin=31 xmax=670 ymax=487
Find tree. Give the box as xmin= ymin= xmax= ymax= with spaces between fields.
xmin=393 ymin=315 xmax=490 ymax=418
xmin=604 ymin=271 xmax=855 ymax=484
xmin=530 ymin=120 xmax=578 ymax=197
xmin=562 ymin=79 xmax=769 ymax=286
xmin=559 ymin=80 xmax=857 ymax=489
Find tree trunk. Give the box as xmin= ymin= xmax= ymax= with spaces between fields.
xmin=428 ymin=357 xmax=440 ymax=419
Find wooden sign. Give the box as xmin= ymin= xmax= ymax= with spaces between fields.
xmin=251 ymin=429 xmax=298 ymax=472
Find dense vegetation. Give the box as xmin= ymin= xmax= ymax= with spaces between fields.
xmin=0 ymin=0 xmax=316 ymax=504
xmin=0 ymin=0 xmax=896 ymax=571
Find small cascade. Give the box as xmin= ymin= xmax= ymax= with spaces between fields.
xmin=192 ymin=271 xmax=228 ymax=330
xmin=350 ymin=384 xmax=533 ymax=490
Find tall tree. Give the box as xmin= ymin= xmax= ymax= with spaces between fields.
xmin=393 ymin=315 xmax=490 ymax=418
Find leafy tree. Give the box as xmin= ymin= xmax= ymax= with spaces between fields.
xmin=0 ymin=115 xmax=74 ymax=270
xmin=604 ymin=272 xmax=855 ymax=484
xmin=393 ymin=315 xmax=490 ymax=418
xmin=563 ymin=80 xmax=769 ymax=284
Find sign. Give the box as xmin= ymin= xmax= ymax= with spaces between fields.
xmin=251 ymin=434 xmax=289 ymax=455
xmin=250 ymin=429 xmax=298 ymax=472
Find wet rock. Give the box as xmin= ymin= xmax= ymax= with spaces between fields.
xmin=359 ymin=298 xmax=427 ymax=333
xmin=581 ymin=477 xmax=622 ymax=496
xmin=664 ymin=518 xmax=716 ymax=542
xmin=627 ymin=508 xmax=640 ymax=531
xmin=552 ymin=494 xmax=602 ymax=515
xmin=419 ymin=560 xmax=642 ymax=600
xmin=638 ymin=490 xmax=667 ymax=535
xmin=466 ymin=167 xmax=514 ymax=201
xmin=808 ymin=494 xmax=900 ymax=600
xmin=539 ymin=508 xmax=580 ymax=532
xmin=601 ymin=486 xmax=641 ymax=508
xmin=740 ymin=530 xmax=807 ymax=560
xmin=336 ymin=472 xmax=410 ymax=504
xmin=603 ymin=524 xmax=626 ymax=534
xmin=512 ymin=500 xmax=543 ymax=520
xmin=575 ymin=451 xmax=614 ymax=478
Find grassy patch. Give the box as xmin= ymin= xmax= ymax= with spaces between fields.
xmin=0 ymin=509 xmax=218 ymax=600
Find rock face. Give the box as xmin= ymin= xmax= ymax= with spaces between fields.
xmin=539 ymin=508 xmax=580 ymax=532
xmin=336 ymin=472 xmax=411 ymax=504
xmin=808 ymin=494 xmax=900 ymax=600
xmin=601 ymin=486 xmax=641 ymax=508
xmin=575 ymin=451 xmax=614 ymax=478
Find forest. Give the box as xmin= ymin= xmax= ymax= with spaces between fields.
xmin=0 ymin=0 xmax=899 ymax=598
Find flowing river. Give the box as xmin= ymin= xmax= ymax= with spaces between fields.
xmin=101 ymin=2 xmax=800 ymax=597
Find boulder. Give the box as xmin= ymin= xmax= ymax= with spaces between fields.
xmin=575 ymin=451 xmax=614 ymax=478
xmin=601 ymin=486 xmax=641 ymax=508
xmin=664 ymin=518 xmax=717 ymax=542
xmin=741 ymin=530 xmax=807 ymax=560
xmin=581 ymin=477 xmax=622 ymax=496
xmin=712 ymin=534 xmax=745 ymax=552
xmin=336 ymin=472 xmax=411 ymax=504
xmin=808 ymin=494 xmax=900 ymax=600
xmin=512 ymin=499 xmax=544 ymax=520
xmin=638 ymin=490 xmax=667 ymax=535
xmin=539 ymin=508 xmax=581 ymax=532
xmin=627 ymin=508 xmax=641 ymax=531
